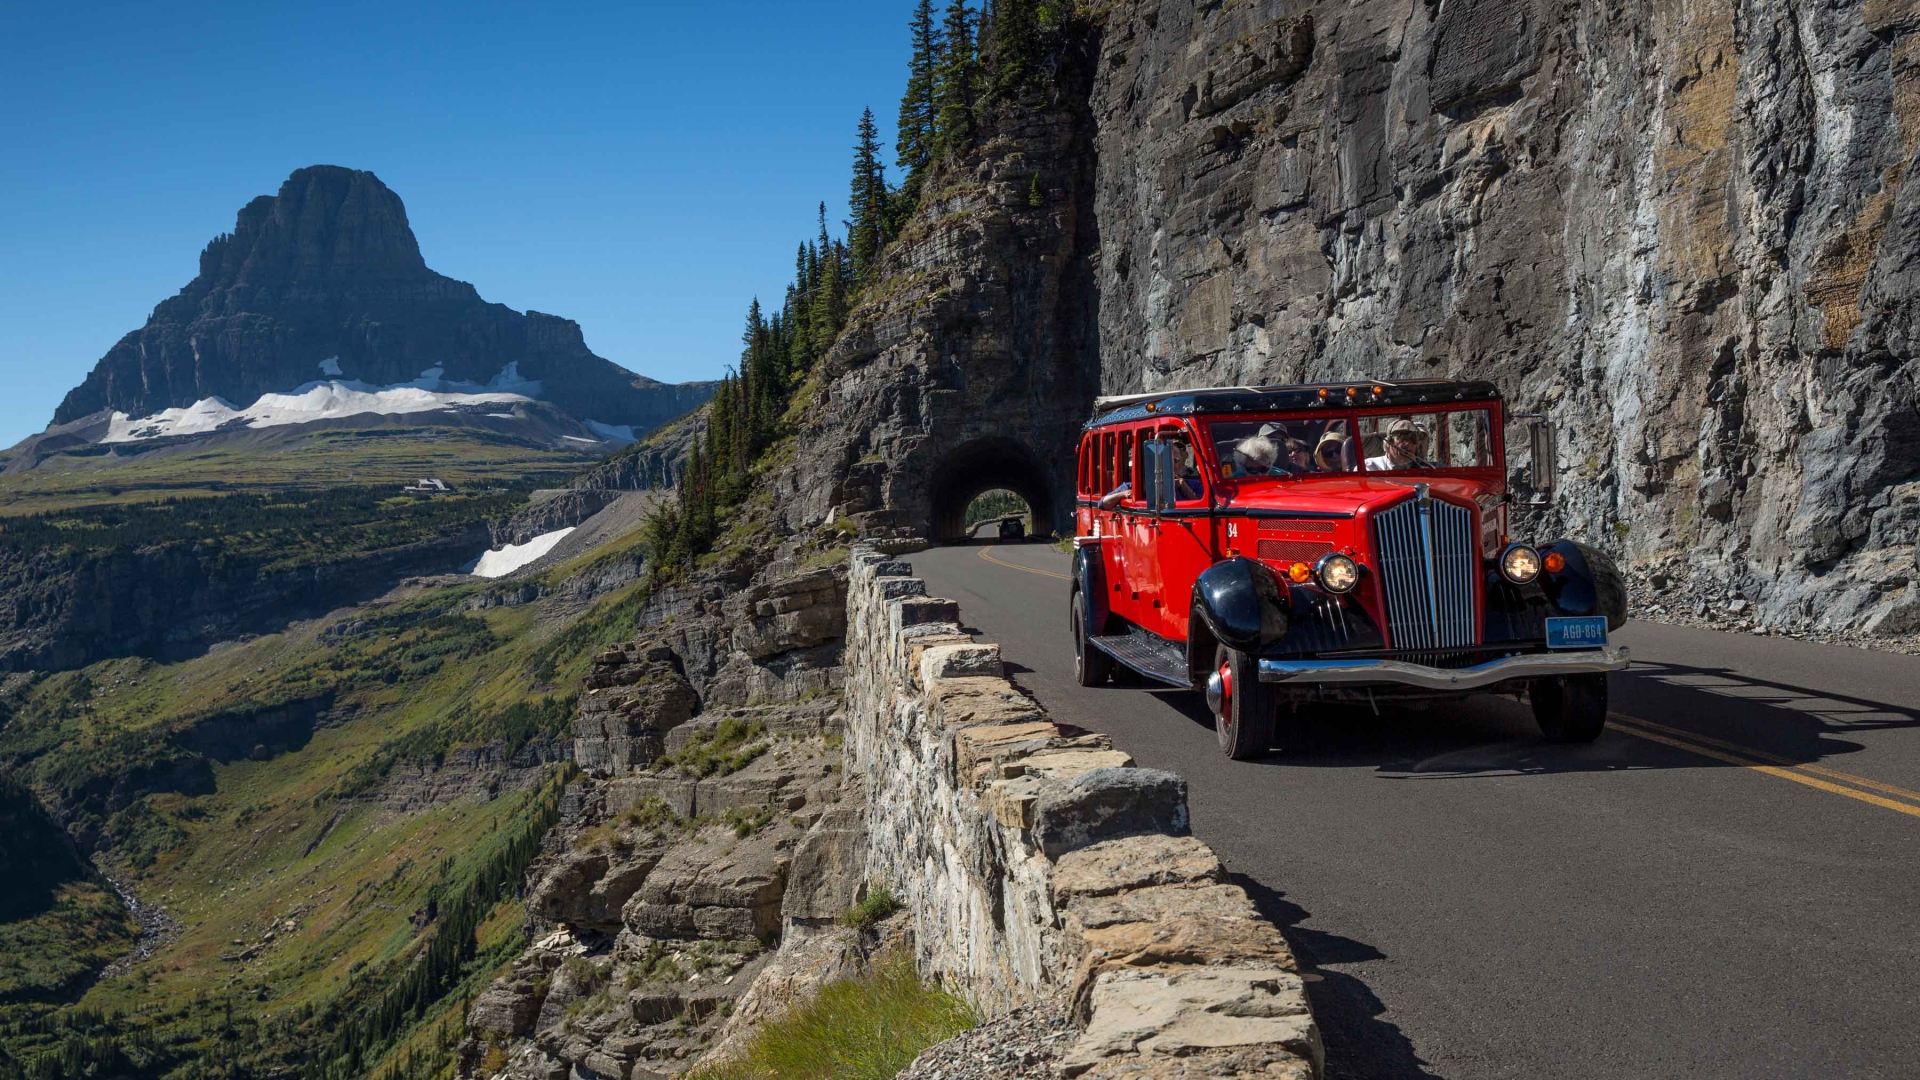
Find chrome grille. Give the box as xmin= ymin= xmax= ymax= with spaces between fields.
xmin=1372 ymin=494 xmax=1478 ymax=650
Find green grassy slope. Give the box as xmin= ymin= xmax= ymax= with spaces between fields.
xmin=0 ymin=427 xmax=665 ymax=1080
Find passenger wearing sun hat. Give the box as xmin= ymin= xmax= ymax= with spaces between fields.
xmin=1314 ymin=430 xmax=1351 ymax=472
xmin=1366 ymin=418 xmax=1434 ymax=471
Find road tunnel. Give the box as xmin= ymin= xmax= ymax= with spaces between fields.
xmin=928 ymin=437 xmax=1061 ymax=543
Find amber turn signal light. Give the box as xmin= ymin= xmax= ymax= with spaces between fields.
xmin=1287 ymin=561 xmax=1312 ymax=583
xmin=1543 ymin=550 xmax=1566 ymax=574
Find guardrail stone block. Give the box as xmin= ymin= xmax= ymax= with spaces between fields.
xmin=1031 ymin=768 xmax=1189 ymax=861
xmin=1053 ymin=836 xmax=1225 ymax=902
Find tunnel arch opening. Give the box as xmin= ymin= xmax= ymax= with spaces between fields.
xmin=928 ymin=437 xmax=1059 ymax=544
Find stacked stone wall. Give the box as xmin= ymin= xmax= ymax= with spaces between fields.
xmin=846 ymin=546 xmax=1325 ymax=1079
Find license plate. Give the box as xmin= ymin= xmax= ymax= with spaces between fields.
xmin=1546 ymin=616 xmax=1608 ymax=649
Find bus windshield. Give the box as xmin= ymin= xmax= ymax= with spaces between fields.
xmin=1208 ymin=409 xmax=1495 ymax=480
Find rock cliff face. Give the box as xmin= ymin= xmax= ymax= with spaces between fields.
xmin=1087 ymin=0 xmax=1920 ymax=632
xmin=0 ymin=521 xmax=491 ymax=672
xmin=53 ymin=165 xmax=713 ymax=434
xmin=779 ymin=3 xmax=1920 ymax=634
xmin=770 ymin=56 xmax=1103 ymax=543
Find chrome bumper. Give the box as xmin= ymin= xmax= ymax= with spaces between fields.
xmin=1258 ymin=645 xmax=1630 ymax=690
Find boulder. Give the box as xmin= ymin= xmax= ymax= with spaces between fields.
xmin=781 ymin=806 xmax=867 ymax=923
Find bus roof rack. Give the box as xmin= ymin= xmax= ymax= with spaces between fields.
xmin=1085 ymin=380 xmax=1503 ymax=429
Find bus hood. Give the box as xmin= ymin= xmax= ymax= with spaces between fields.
xmin=1215 ymin=475 xmax=1497 ymax=516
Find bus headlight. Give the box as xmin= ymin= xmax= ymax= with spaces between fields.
xmin=1501 ymin=544 xmax=1542 ymax=584
xmin=1314 ymin=553 xmax=1360 ymax=594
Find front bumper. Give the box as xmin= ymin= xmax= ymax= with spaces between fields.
xmin=1258 ymin=645 xmax=1630 ymax=690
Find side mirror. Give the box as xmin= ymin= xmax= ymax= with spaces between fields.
xmin=1511 ymin=414 xmax=1556 ymax=508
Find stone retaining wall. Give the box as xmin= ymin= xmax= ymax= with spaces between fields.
xmin=846 ymin=547 xmax=1324 ymax=1079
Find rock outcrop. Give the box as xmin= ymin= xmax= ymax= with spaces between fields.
xmin=769 ymin=62 xmax=1103 ymax=543
xmin=52 ymin=165 xmax=713 ymax=435
xmin=459 ymin=540 xmax=866 ymax=1080
xmin=774 ymin=5 xmax=1920 ymax=634
xmin=0 ymin=519 xmax=492 ymax=673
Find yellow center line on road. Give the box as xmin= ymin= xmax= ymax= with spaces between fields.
xmin=979 ymin=545 xmax=1072 ymax=580
xmin=1610 ymin=715 xmax=1920 ymax=821
xmin=1616 ymin=713 xmax=1920 ymax=806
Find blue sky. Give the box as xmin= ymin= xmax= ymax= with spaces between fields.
xmin=0 ymin=0 xmax=918 ymax=446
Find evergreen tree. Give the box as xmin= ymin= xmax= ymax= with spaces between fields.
xmin=849 ymin=107 xmax=891 ymax=280
xmin=933 ymin=0 xmax=978 ymax=160
xmin=897 ymin=0 xmax=942 ymax=197
xmin=990 ymin=0 xmax=1040 ymax=98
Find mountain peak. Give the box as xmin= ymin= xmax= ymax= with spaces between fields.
xmin=195 ymin=166 xmax=427 ymax=290
xmin=50 ymin=168 xmax=712 ymax=432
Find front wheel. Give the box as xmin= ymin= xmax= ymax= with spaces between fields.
xmin=1072 ymin=589 xmax=1112 ymax=688
xmin=1209 ymin=645 xmax=1274 ymax=760
xmin=1530 ymin=674 xmax=1608 ymax=743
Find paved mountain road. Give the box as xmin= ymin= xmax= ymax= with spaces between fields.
xmin=910 ymin=542 xmax=1920 ymax=1080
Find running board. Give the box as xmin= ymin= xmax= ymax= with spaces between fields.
xmin=1088 ymin=630 xmax=1193 ymax=689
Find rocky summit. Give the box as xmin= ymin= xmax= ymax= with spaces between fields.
xmin=47 ymin=165 xmax=711 ymax=443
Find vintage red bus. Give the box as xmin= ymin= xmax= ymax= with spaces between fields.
xmin=1070 ymin=380 xmax=1629 ymax=759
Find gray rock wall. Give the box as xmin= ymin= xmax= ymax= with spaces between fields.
xmin=845 ymin=548 xmax=1323 ymax=1077
xmin=1088 ymin=0 xmax=1920 ymax=632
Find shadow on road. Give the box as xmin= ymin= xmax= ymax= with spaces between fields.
xmin=1118 ymin=656 xmax=1920 ymax=779
xmin=1232 ymin=872 xmax=1444 ymax=1080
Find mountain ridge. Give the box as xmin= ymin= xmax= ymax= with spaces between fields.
xmin=52 ymin=165 xmax=712 ymax=437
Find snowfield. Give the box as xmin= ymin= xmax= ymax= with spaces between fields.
xmin=469 ymin=527 xmax=575 ymax=578
xmin=100 ymin=364 xmax=545 ymax=443
xmin=584 ymin=420 xmax=637 ymax=444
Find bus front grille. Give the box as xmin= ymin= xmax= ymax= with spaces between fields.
xmin=1372 ymin=495 xmax=1478 ymax=650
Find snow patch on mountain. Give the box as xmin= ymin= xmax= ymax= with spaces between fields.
xmin=584 ymin=420 xmax=637 ymax=445
xmin=100 ymin=364 xmax=545 ymax=443
xmin=468 ymin=527 xmax=575 ymax=578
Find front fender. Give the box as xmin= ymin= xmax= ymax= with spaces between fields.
xmin=1192 ymin=557 xmax=1292 ymax=652
xmin=1074 ymin=544 xmax=1110 ymax=634
xmin=1541 ymin=541 xmax=1629 ymax=630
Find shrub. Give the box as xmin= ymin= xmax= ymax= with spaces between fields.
xmin=838 ymin=883 xmax=902 ymax=931
xmin=688 ymin=952 xmax=973 ymax=1080
xmin=651 ymin=719 xmax=768 ymax=779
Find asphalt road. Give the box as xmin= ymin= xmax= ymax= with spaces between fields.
xmin=911 ymin=541 xmax=1920 ymax=1080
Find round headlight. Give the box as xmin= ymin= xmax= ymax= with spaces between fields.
xmin=1315 ymin=553 xmax=1360 ymax=594
xmin=1501 ymin=544 xmax=1542 ymax=584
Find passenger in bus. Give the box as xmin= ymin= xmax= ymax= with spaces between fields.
xmin=1174 ymin=441 xmax=1204 ymax=499
xmin=1366 ymin=418 xmax=1436 ymax=470
xmin=1285 ymin=439 xmax=1315 ymax=473
xmin=1234 ymin=434 xmax=1280 ymax=476
xmin=1315 ymin=431 xmax=1351 ymax=472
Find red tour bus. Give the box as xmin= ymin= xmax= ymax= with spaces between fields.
xmin=1070 ymin=380 xmax=1629 ymax=759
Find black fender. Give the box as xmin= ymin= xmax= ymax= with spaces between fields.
xmin=1073 ymin=544 xmax=1110 ymax=634
xmin=1540 ymin=541 xmax=1629 ymax=630
xmin=1191 ymin=557 xmax=1292 ymax=653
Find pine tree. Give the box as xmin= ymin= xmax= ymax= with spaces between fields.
xmin=897 ymin=0 xmax=942 ymax=197
xmin=933 ymin=0 xmax=978 ymax=160
xmin=991 ymin=0 xmax=1039 ymax=98
xmin=849 ymin=108 xmax=891 ymax=281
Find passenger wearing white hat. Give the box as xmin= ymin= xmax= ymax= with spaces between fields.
xmin=1365 ymin=418 xmax=1434 ymax=471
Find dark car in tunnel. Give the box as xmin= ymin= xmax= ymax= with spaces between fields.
xmin=1068 ymin=380 xmax=1631 ymax=759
